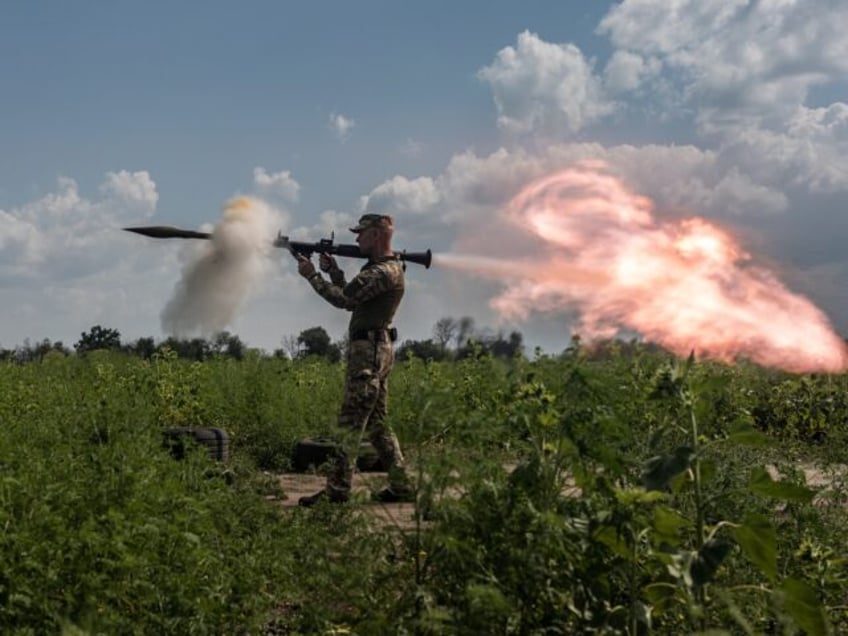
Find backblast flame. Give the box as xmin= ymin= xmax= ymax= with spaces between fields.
xmin=440 ymin=163 xmax=848 ymax=373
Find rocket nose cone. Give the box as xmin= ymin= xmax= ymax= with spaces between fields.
xmin=124 ymin=226 xmax=156 ymax=237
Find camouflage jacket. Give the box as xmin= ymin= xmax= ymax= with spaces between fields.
xmin=307 ymin=255 xmax=405 ymax=336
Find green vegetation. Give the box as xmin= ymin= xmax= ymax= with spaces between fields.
xmin=0 ymin=340 xmax=846 ymax=634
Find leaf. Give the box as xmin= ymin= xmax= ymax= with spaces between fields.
xmin=632 ymin=600 xmax=652 ymax=629
xmin=727 ymin=421 xmax=769 ymax=447
xmin=781 ymin=578 xmax=830 ymax=636
xmin=699 ymin=458 xmax=717 ymax=485
xmin=614 ymin=487 xmax=666 ymax=506
xmin=644 ymin=446 xmax=694 ymax=491
xmin=748 ymin=467 xmax=815 ymax=503
xmin=652 ymin=505 xmax=690 ymax=546
xmin=690 ymin=538 xmax=732 ymax=586
xmin=732 ymin=513 xmax=776 ymax=582
xmin=593 ymin=526 xmax=630 ymax=560
xmin=643 ymin=582 xmax=678 ymax=605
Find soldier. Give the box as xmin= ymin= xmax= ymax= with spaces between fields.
xmin=296 ymin=213 xmax=413 ymax=506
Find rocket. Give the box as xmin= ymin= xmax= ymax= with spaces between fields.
xmin=123 ymin=225 xmax=432 ymax=268
xmin=124 ymin=226 xmax=212 ymax=240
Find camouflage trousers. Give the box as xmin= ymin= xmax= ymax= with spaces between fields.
xmin=326 ymin=336 xmax=408 ymax=497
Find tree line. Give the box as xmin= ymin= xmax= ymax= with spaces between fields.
xmin=0 ymin=316 xmax=525 ymax=363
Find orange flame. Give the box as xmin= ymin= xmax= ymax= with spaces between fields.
xmin=439 ymin=163 xmax=848 ymax=373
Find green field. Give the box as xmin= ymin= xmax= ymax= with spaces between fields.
xmin=1 ymin=344 xmax=846 ymax=634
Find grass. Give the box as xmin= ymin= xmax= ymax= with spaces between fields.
xmin=0 ymin=345 xmax=846 ymax=634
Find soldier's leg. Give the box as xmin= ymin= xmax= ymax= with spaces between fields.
xmin=328 ymin=340 xmax=382 ymax=496
xmin=365 ymin=342 xmax=411 ymax=495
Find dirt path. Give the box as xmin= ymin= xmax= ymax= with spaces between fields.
xmin=271 ymin=461 xmax=846 ymax=531
xmin=274 ymin=471 xmax=422 ymax=529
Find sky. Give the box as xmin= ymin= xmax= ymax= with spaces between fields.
xmin=2 ymin=0 xmax=848 ymax=358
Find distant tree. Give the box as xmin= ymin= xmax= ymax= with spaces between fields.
xmin=9 ymin=338 xmax=69 ymax=362
xmin=297 ymin=326 xmax=341 ymax=362
xmin=126 ymin=337 xmax=157 ymax=359
xmin=489 ymin=331 xmax=524 ymax=359
xmin=32 ymin=338 xmax=70 ymax=359
xmin=278 ymin=334 xmax=301 ymax=360
xmin=433 ymin=317 xmax=457 ymax=352
xmin=158 ymin=337 xmax=211 ymax=361
xmin=396 ymin=338 xmax=448 ymax=362
xmin=456 ymin=316 xmax=475 ymax=349
xmin=75 ymin=325 xmax=122 ymax=354
xmin=456 ymin=330 xmax=524 ymax=360
xmin=211 ymin=331 xmax=245 ymax=360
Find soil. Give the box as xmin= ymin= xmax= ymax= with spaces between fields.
xmin=269 ymin=462 xmax=847 ymax=530
xmin=274 ymin=470 xmax=423 ymax=529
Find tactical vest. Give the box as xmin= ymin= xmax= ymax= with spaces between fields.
xmin=346 ymin=257 xmax=405 ymax=336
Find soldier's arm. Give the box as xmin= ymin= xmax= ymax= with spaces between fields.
xmin=320 ymin=253 xmax=347 ymax=287
xmin=308 ymin=263 xmax=394 ymax=310
xmin=328 ymin=266 xmax=346 ymax=287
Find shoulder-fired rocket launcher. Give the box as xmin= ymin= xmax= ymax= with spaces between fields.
xmin=123 ymin=225 xmax=432 ymax=269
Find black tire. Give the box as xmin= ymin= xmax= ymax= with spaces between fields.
xmin=163 ymin=427 xmax=229 ymax=462
xmin=290 ymin=438 xmax=387 ymax=473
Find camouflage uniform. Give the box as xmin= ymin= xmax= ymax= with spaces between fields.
xmin=306 ymin=253 xmax=409 ymax=498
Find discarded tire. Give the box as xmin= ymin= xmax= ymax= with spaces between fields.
xmin=291 ymin=438 xmax=387 ymax=473
xmin=163 ymin=427 xmax=229 ymax=462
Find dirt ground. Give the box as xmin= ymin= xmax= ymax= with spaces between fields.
xmin=270 ymin=462 xmax=846 ymax=531
xmin=274 ymin=470 xmax=423 ymax=529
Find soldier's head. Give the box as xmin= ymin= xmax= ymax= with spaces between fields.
xmin=351 ymin=213 xmax=394 ymax=256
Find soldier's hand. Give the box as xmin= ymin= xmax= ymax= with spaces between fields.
xmin=319 ymin=253 xmax=337 ymax=272
xmin=297 ymin=255 xmax=316 ymax=279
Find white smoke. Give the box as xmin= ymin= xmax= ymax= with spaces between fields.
xmin=161 ymin=196 xmax=284 ymax=338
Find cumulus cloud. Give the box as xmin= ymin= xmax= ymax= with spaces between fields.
xmin=358 ymin=176 xmax=441 ymax=216
xmin=287 ymin=209 xmax=357 ymax=241
xmin=472 ymin=5 xmax=848 ymax=198
xmin=0 ymin=171 xmax=175 ymax=348
xmin=714 ymin=104 xmax=848 ymax=192
xmin=100 ymin=169 xmax=159 ymax=212
xmin=603 ymin=50 xmax=660 ymax=94
xmin=0 ymin=171 xmax=158 ymax=282
xmin=426 ymin=143 xmax=788 ymax=232
xmin=477 ymin=30 xmax=616 ymax=136
xmin=599 ymin=0 xmax=848 ymax=116
xmin=596 ymin=0 xmax=848 ymax=191
xmin=253 ymin=167 xmax=301 ymax=203
xmin=328 ymin=111 xmax=355 ymax=141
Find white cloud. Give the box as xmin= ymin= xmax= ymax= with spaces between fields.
xmin=359 ymin=175 xmax=441 ymax=216
xmin=288 ymin=209 xmax=357 ymax=241
xmin=0 ymin=172 xmax=183 ymax=347
xmin=328 ymin=111 xmax=355 ymax=141
xmin=477 ymin=30 xmax=616 ymax=136
xmin=514 ymin=0 xmax=848 ymax=200
xmin=253 ymin=167 xmax=301 ymax=203
xmin=603 ymin=50 xmax=660 ymax=94
xmin=598 ymin=0 xmax=848 ymax=127
xmin=100 ymin=169 xmax=159 ymax=214
xmin=713 ymin=103 xmax=848 ymax=192
xmin=0 ymin=171 xmax=159 ymax=282
xmin=429 ymin=142 xmax=789 ymax=231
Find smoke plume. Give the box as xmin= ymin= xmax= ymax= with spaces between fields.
xmin=437 ymin=162 xmax=848 ymax=373
xmin=161 ymin=196 xmax=282 ymax=338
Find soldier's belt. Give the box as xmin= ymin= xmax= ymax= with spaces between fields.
xmin=351 ymin=327 xmax=398 ymax=343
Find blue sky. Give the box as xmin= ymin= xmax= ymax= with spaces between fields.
xmin=2 ymin=1 xmax=848 ymax=356
xmin=1 ymin=2 xmax=608 ymax=218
